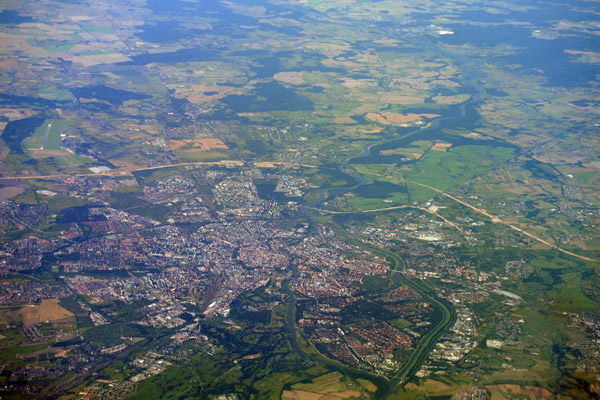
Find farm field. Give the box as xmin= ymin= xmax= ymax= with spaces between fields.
xmin=0 ymin=0 xmax=598 ymax=399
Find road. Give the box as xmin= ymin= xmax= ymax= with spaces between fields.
xmin=309 ymin=204 xmax=464 ymax=234
xmin=409 ymin=181 xmax=596 ymax=263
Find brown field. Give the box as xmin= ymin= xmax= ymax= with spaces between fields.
xmin=254 ymin=162 xmax=277 ymax=168
xmin=432 ymin=141 xmax=452 ymax=151
xmin=303 ymin=42 xmax=350 ymax=58
xmin=282 ymin=372 xmax=363 ymax=399
xmin=0 ymin=33 xmax=32 ymax=53
xmin=350 ymin=103 xmax=382 ymax=115
xmin=379 ymin=95 xmax=425 ymax=104
xmin=26 ymin=346 xmax=65 ymax=358
xmin=324 ymin=391 xmax=361 ymax=399
xmin=169 ymin=138 xmax=228 ymax=152
xmin=342 ymin=78 xmax=374 ymax=88
xmin=358 ymin=128 xmax=382 ymax=134
xmin=322 ymin=57 xmax=361 ymax=70
xmin=334 ymin=116 xmax=358 ymax=124
xmin=120 ymin=123 xmax=160 ymax=135
xmin=429 ymin=79 xmax=460 ymax=87
xmin=109 ymin=159 xmax=142 ymax=171
xmin=0 ymin=60 xmax=18 ymax=69
xmin=311 ymin=372 xmax=343 ymax=386
xmin=67 ymin=54 xmax=132 ymax=67
xmin=486 ymin=384 xmax=553 ymax=400
xmin=78 ymin=97 xmax=103 ymax=103
xmin=379 ymin=149 xmax=423 ymax=160
xmin=0 ymin=146 xmax=10 ymax=162
xmin=28 ymin=149 xmax=71 ymax=158
xmin=564 ymin=49 xmax=600 ymax=62
xmin=366 ymin=112 xmax=440 ymax=125
xmin=282 ymin=390 xmax=361 ymax=400
xmin=274 ymin=71 xmax=306 ymax=84
xmin=0 ymin=108 xmax=37 ymax=121
xmin=466 ymin=132 xmax=485 ymax=139
xmin=172 ymin=84 xmax=236 ymax=104
xmin=406 ymin=380 xmax=470 ymax=396
xmin=372 ymin=38 xmax=401 ymax=45
xmin=420 ymin=71 xmax=440 ymax=79
xmin=432 ymin=95 xmax=464 ymax=105
xmin=584 ymin=160 xmax=600 ymax=170
xmin=282 ymin=390 xmax=322 ymax=400
xmin=0 ymin=186 xmax=25 ymax=200
xmin=19 ymin=299 xmax=74 ymax=327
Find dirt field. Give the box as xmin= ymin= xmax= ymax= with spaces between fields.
xmin=19 ymin=299 xmax=74 ymax=327
xmin=334 ymin=116 xmax=358 ymax=124
xmin=169 ymin=138 xmax=228 ymax=152
xmin=0 ymin=108 xmax=37 ymax=121
xmin=274 ymin=71 xmax=306 ymax=84
xmin=365 ymin=112 xmax=440 ymax=125
xmin=26 ymin=346 xmax=65 ymax=358
xmin=282 ymin=390 xmax=322 ymax=400
xmin=171 ymin=84 xmax=236 ymax=104
xmin=432 ymin=141 xmax=452 ymax=151
xmin=303 ymin=42 xmax=350 ymax=58
xmin=358 ymin=128 xmax=382 ymax=134
xmin=254 ymin=162 xmax=277 ymax=168
xmin=0 ymin=60 xmax=18 ymax=69
xmin=324 ymin=391 xmax=361 ymax=399
xmin=342 ymin=78 xmax=374 ymax=88
xmin=486 ymin=384 xmax=553 ymax=400
xmin=282 ymin=372 xmax=363 ymax=399
xmin=379 ymin=95 xmax=426 ymax=104
xmin=405 ymin=380 xmax=470 ymax=396
xmin=281 ymin=390 xmax=362 ymax=400
xmin=0 ymin=186 xmax=25 ymax=200
xmin=68 ymin=53 xmax=132 ymax=67
xmin=432 ymin=95 xmax=464 ymax=105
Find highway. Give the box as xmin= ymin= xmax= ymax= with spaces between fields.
xmin=409 ymin=181 xmax=596 ymax=263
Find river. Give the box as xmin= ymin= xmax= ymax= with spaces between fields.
xmin=292 ymin=37 xmax=486 ymax=398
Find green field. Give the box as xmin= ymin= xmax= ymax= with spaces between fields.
xmin=78 ymin=23 xmax=114 ymax=34
xmin=406 ymin=145 xmax=515 ymax=202
xmin=0 ymin=0 xmax=599 ymax=398
xmin=43 ymin=44 xmax=75 ymax=52
xmin=25 ymin=119 xmax=72 ymax=151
